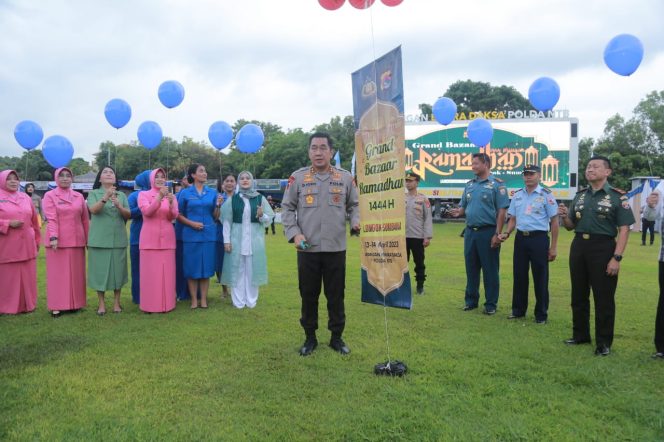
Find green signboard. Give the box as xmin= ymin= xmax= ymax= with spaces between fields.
xmin=405 ymin=119 xmax=577 ymax=200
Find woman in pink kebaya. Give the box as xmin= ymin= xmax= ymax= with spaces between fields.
xmin=0 ymin=170 xmax=41 ymax=314
xmin=138 ymin=168 xmax=179 ymax=313
xmin=43 ymin=167 xmax=90 ymax=317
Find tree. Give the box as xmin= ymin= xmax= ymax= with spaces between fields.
xmin=442 ymin=80 xmax=533 ymax=114
xmin=418 ymin=103 xmax=432 ymax=118
xmin=312 ymin=115 xmax=355 ymax=169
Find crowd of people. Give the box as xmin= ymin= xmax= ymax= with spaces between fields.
xmin=0 ymin=163 xmax=274 ymax=318
xmin=1 ymin=133 xmax=663 ymax=359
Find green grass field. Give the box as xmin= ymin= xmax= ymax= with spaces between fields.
xmin=1 ymin=223 xmax=663 ymax=441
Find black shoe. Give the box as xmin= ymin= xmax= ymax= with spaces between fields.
xmin=652 ymin=352 xmax=664 ymax=359
xmin=329 ymin=338 xmax=350 ymax=355
xmin=564 ymin=338 xmax=591 ymax=345
xmin=595 ymin=345 xmax=611 ymax=356
xmin=507 ymin=314 xmax=524 ymax=319
xmin=416 ymin=285 xmax=424 ymax=295
xmin=299 ymin=337 xmax=318 ymax=356
xmin=463 ymin=305 xmax=477 ymax=311
xmin=483 ymin=308 xmax=496 ymax=315
xmin=535 ymin=319 xmax=547 ymax=324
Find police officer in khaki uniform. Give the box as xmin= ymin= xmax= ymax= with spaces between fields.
xmin=558 ymin=155 xmax=635 ymax=356
xmin=281 ymin=132 xmax=360 ymax=356
xmin=405 ymin=171 xmax=433 ymax=295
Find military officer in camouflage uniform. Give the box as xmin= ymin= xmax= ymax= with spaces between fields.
xmin=405 ymin=171 xmax=433 ymax=295
xmin=558 ymin=155 xmax=635 ymax=356
xmin=451 ymin=153 xmax=510 ymax=315
xmin=281 ymin=132 xmax=360 ymax=357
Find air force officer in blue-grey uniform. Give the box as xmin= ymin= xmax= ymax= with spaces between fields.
xmin=451 ymin=153 xmax=510 ymax=315
xmin=501 ymin=165 xmax=559 ymax=323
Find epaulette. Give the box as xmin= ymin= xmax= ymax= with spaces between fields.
xmin=610 ymin=186 xmax=626 ymax=195
xmin=494 ymin=177 xmax=504 ymax=183
xmin=576 ymin=186 xmax=588 ymax=193
xmin=332 ymin=166 xmax=350 ymax=174
xmin=541 ymin=187 xmax=552 ymax=193
xmin=513 ymin=188 xmax=523 ymax=193
xmin=466 ymin=179 xmax=474 ymax=185
xmin=294 ymin=167 xmax=309 ymax=174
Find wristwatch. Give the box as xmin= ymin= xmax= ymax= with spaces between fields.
xmin=612 ymin=254 xmax=623 ymax=262
xmin=50 ymin=236 xmax=58 ymax=241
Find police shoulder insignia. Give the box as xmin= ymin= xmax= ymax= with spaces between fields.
xmin=494 ymin=177 xmax=504 ymax=183
xmin=576 ymin=186 xmax=588 ymax=193
xmin=610 ymin=186 xmax=626 ymax=195
xmin=286 ymin=175 xmax=296 ymax=189
xmin=541 ymin=187 xmax=552 ymax=193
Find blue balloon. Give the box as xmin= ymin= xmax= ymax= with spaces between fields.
xmin=528 ymin=77 xmax=560 ymax=112
xmin=158 ymin=80 xmax=185 ymax=108
xmin=432 ymin=97 xmax=457 ymax=125
xmin=604 ymin=34 xmax=644 ymax=76
xmin=137 ymin=121 xmax=163 ymax=150
xmin=42 ymin=135 xmax=74 ymax=168
xmin=235 ymin=124 xmax=264 ymax=154
xmin=467 ymin=118 xmax=493 ymax=147
xmin=14 ymin=120 xmax=44 ymax=150
xmin=104 ymin=98 xmax=132 ymax=129
xmin=208 ymin=121 xmax=234 ymax=150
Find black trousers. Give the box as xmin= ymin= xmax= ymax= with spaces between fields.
xmin=642 ymin=219 xmax=655 ymax=244
xmin=569 ymin=237 xmax=618 ymax=347
xmin=297 ymin=251 xmax=346 ymax=338
xmin=511 ymin=232 xmax=549 ymax=320
xmin=406 ymin=237 xmax=426 ymax=285
xmin=655 ymin=262 xmax=664 ymax=353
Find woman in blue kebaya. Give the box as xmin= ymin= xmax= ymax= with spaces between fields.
xmin=216 ymin=174 xmax=236 ymax=299
xmin=127 ymin=170 xmax=151 ymax=305
xmin=177 ymin=164 xmax=219 ymax=309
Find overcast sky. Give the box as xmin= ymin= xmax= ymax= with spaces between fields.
xmin=1 ymin=0 xmax=662 ymax=162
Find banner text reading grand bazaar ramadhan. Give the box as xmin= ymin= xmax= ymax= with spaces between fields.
xmin=405 ymin=120 xmax=576 ymax=200
xmin=352 ymin=46 xmax=412 ymax=310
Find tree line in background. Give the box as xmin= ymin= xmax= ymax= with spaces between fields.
xmin=2 ymin=81 xmax=663 ymax=191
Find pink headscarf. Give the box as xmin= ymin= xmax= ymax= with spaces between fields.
xmin=54 ymin=167 xmax=74 ymax=189
xmin=149 ymin=168 xmax=167 ymax=192
xmin=0 ymin=169 xmax=19 ymax=192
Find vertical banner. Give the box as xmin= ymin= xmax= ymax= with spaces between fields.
xmin=352 ymin=46 xmax=411 ymax=309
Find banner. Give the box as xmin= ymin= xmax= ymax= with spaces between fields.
xmin=352 ymin=46 xmax=411 ymax=309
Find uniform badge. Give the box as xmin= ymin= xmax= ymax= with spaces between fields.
xmin=332 ymin=194 xmax=341 ymax=204
xmin=303 ymin=174 xmax=314 ymax=183
xmin=621 ymin=201 xmax=630 ymax=209
xmin=306 ymin=195 xmax=315 ymax=205
xmin=499 ymin=187 xmax=506 ymax=195
xmin=576 ymin=211 xmax=581 ymax=219
xmin=286 ymin=176 xmax=295 ymax=189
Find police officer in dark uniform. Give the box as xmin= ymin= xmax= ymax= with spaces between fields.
xmin=451 ymin=153 xmax=510 ymax=315
xmin=558 ymin=155 xmax=635 ymax=356
xmin=281 ymin=132 xmax=360 ymax=356
xmin=501 ymin=165 xmax=558 ymax=324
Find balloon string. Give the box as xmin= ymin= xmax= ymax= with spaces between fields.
xmin=25 ymin=155 xmax=29 ymax=182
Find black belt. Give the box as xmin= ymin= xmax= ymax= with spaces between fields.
xmin=575 ymin=233 xmax=615 ymax=241
xmin=467 ymin=225 xmax=496 ymax=231
xmin=516 ymin=230 xmax=547 ymax=237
